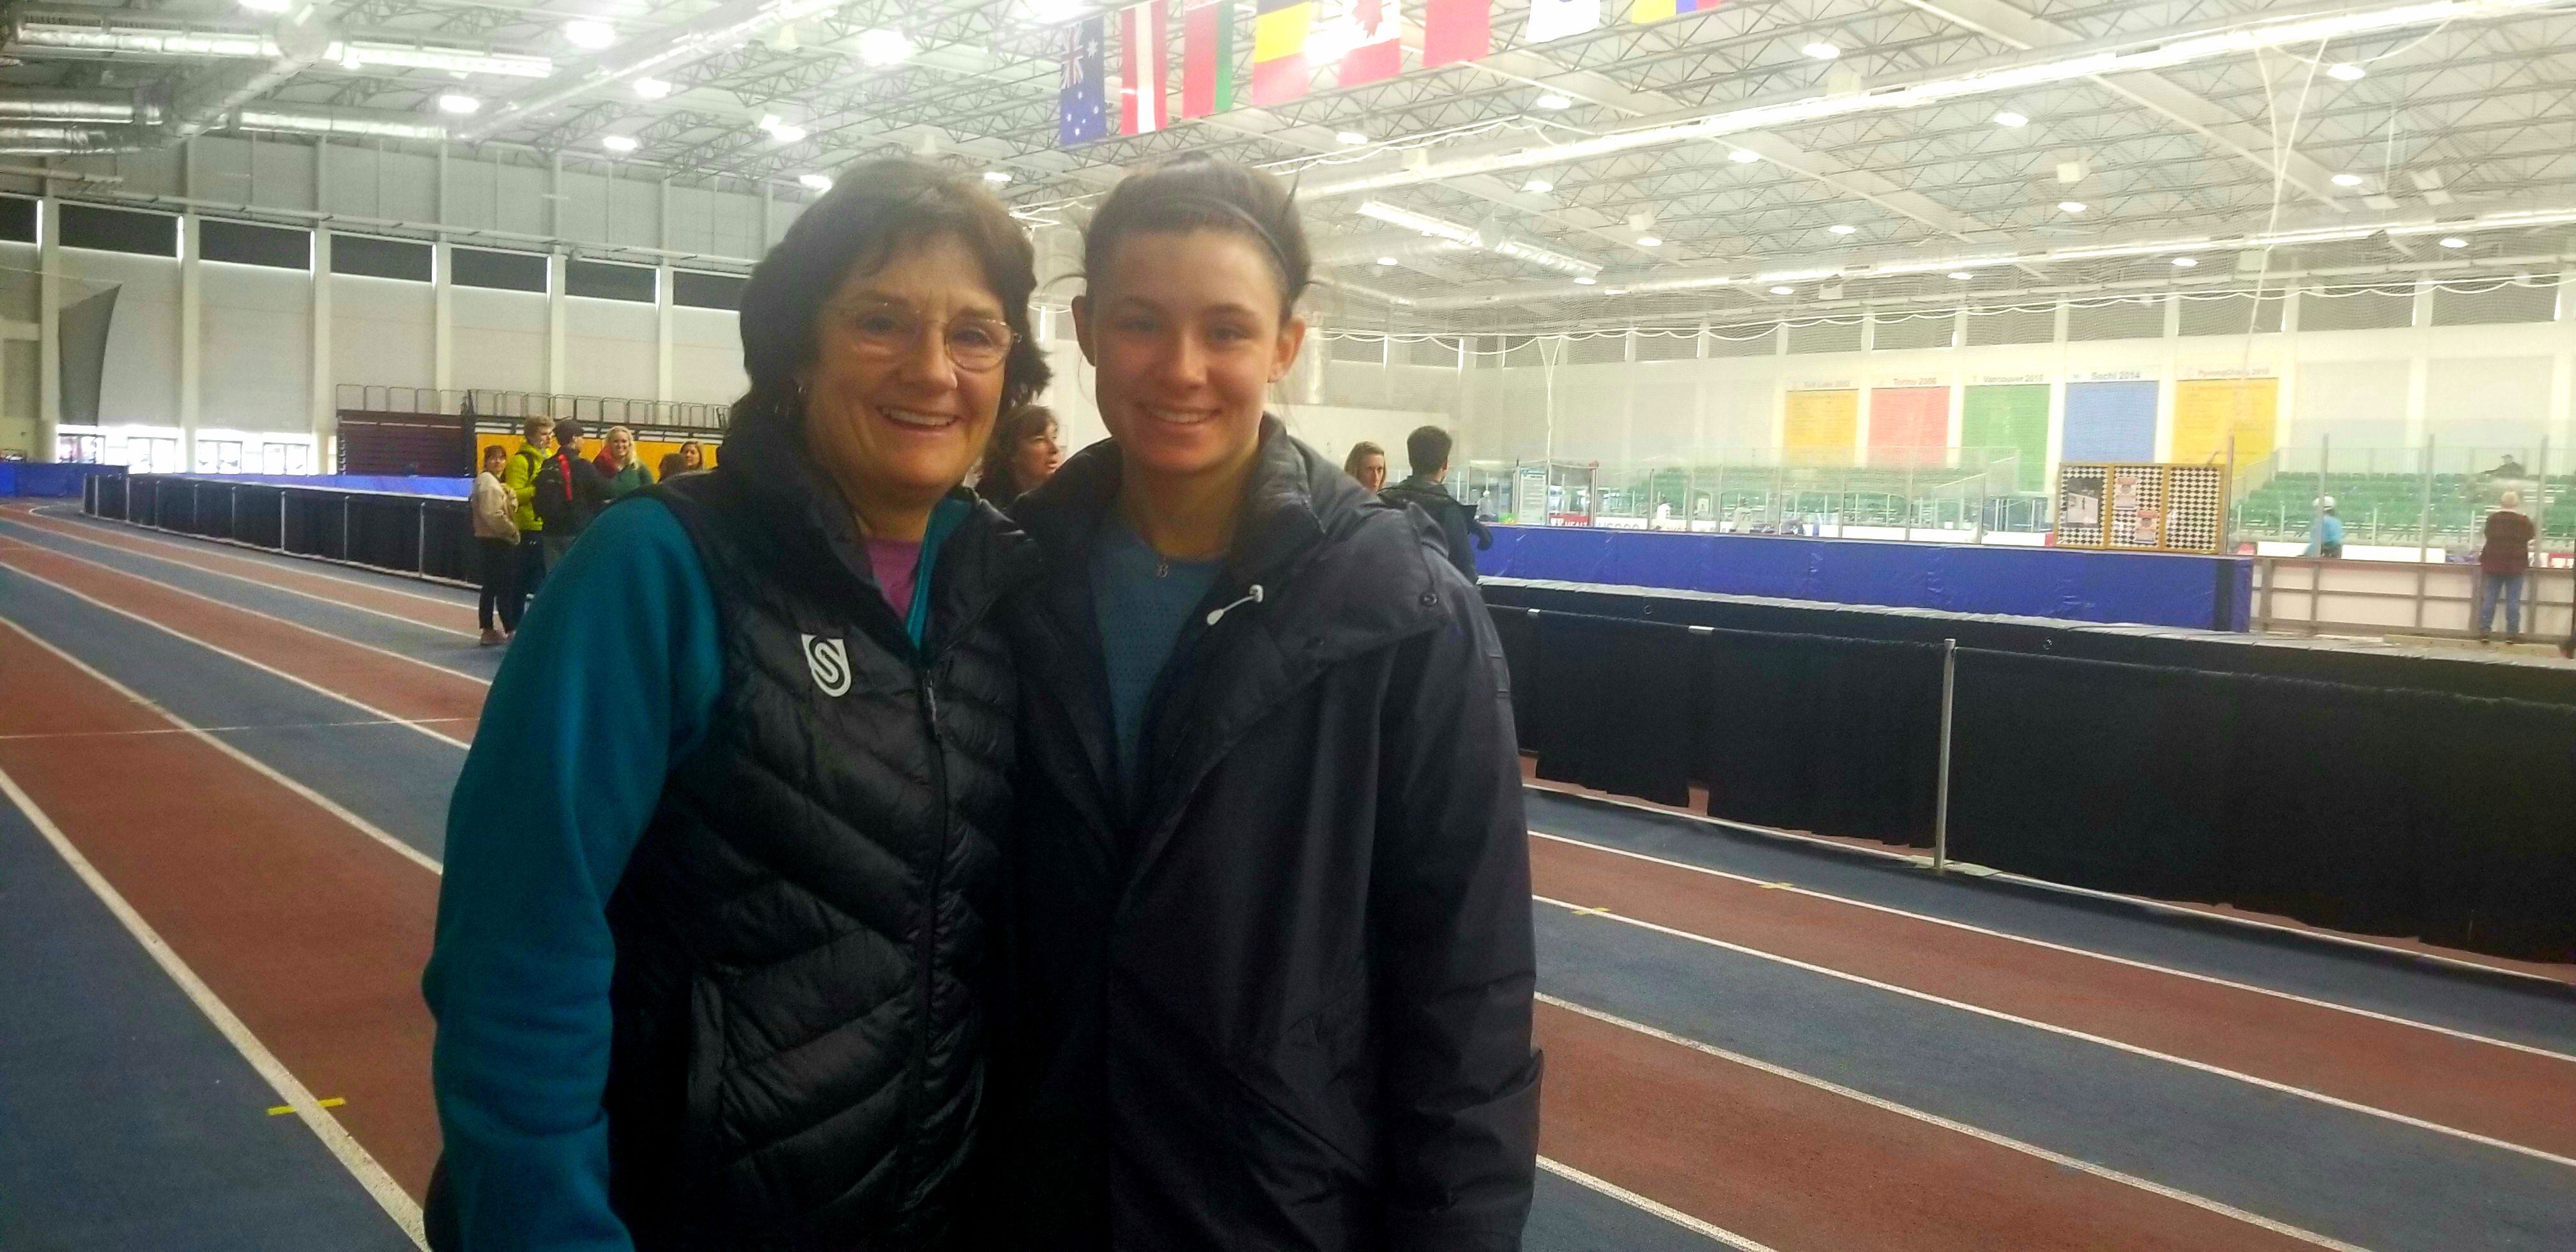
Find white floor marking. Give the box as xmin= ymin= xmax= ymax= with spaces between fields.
xmin=0 ymin=614 xmax=447 ymax=875
xmin=1 ymin=509 xmax=479 ymax=639
xmin=0 ymin=560 xmax=474 ymax=755
xmin=0 ymin=537 xmax=492 ymax=689
xmin=0 ymin=719 xmax=470 ymax=742
xmin=1538 ymin=993 xmax=2373 ymax=1252
xmin=1532 ymin=828 xmax=2576 ymax=1065
xmin=1531 ymin=784 xmax=2575 ymax=988
xmin=1535 ymin=1155 xmax=1779 ymax=1251
xmin=1535 ymin=894 xmax=2576 ymax=1172
xmin=0 ymin=763 xmax=431 ymax=1249
xmin=26 ymin=503 xmax=478 ymax=607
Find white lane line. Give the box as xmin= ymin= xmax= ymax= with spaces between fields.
xmin=1538 ymin=993 xmax=2373 ymax=1252
xmin=1533 ymin=828 xmax=2576 ymax=1066
xmin=1535 ymin=1156 xmax=1777 ymax=1251
xmin=0 ymin=763 xmax=431 ymax=1249
xmin=25 ymin=503 xmax=479 ymax=607
xmin=0 ymin=560 xmax=473 ymax=756
xmin=0 ymin=537 xmax=492 ymax=689
xmin=0 ymin=613 xmax=446 ymax=875
xmin=0 ymin=719 xmax=470 ymax=742
xmin=1527 ymin=785 xmax=2575 ymax=989
xmin=1535 ymin=895 xmax=2576 ymax=1172
xmin=0 ymin=510 xmax=478 ymax=639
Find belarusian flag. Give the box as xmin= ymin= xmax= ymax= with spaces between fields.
xmin=1250 ymin=0 xmax=1312 ymax=106
xmin=1337 ymin=0 xmax=1400 ymax=86
xmin=1119 ymin=0 xmax=1169 ymax=134
xmin=1182 ymin=0 xmax=1235 ymax=118
xmin=1422 ymin=0 xmax=1489 ymax=66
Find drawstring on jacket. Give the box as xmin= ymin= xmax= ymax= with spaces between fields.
xmin=1206 ymin=584 xmax=1264 ymax=625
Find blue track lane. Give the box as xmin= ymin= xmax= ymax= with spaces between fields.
xmin=0 ymin=565 xmax=461 ymax=861
xmin=1528 ymin=790 xmax=2576 ymax=1052
xmin=0 ymin=786 xmax=414 ymax=1251
xmin=1536 ymin=903 xmax=2576 ymax=1252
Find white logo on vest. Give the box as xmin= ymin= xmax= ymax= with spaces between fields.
xmin=800 ymin=634 xmax=852 ymax=698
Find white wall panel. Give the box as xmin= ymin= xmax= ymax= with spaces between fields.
xmin=204 ymin=263 xmax=310 ymax=429
xmin=2424 ymin=356 xmax=2554 ymax=454
xmin=564 ymin=298 xmax=657 ymax=397
xmin=2290 ymin=356 xmax=2407 ymax=452
xmin=73 ymin=252 xmax=180 ymax=426
xmin=670 ymin=307 xmax=745 ymax=404
xmin=610 ymin=176 xmax=662 ymax=250
xmin=252 ymin=136 xmax=317 ymax=210
xmin=451 ymin=287 xmax=546 ymax=393
xmin=332 ymin=275 xmax=434 ymax=392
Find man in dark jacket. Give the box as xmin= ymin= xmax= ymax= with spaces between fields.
xmin=992 ymin=423 xmax=1540 ymax=1250
xmin=1378 ymin=425 xmax=1491 ymax=583
xmin=535 ymin=417 xmax=610 ymax=569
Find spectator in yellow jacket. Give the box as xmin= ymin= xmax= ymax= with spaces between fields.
xmin=502 ymin=416 xmax=553 ymax=606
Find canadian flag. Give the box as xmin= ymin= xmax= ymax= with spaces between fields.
xmin=1337 ymin=0 xmax=1400 ymax=86
xmin=1120 ymin=0 xmax=1169 ymax=134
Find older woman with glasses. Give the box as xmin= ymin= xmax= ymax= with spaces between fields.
xmin=422 ymin=158 xmax=1047 ymax=1251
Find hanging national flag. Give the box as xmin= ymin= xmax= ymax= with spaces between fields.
xmin=1525 ymin=0 xmax=1600 ymax=43
xmin=1422 ymin=0 xmax=1489 ymax=66
xmin=1337 ymin=0 xmax=1400 ymax=86
xmin=1060 ymin=17 xmax=1110 ymax=146
xmin=1630 ymin=0 xmax=1710 ymax=22
xmin=1182 ymin=0 xmax=1236 ymax=118
xmin=1250 ymin=0 xmax=1312 ymax=106
xmin=1119 ymin=0 xmax=1170 ymax=134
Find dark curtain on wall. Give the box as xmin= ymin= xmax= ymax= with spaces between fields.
xmin=1489 ymin=605 xmax=1540 ymax=760
xmin=57 ymin=286 xmax=118 ymax=425
xmin=1531 ymin=613 xmax=1701 ymax=807
xmin=1700 ymin=632 xmax=1945 ymax=846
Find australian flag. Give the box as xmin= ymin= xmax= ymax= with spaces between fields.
xmin=1060 ymin=17 xmax=1109 ymax=146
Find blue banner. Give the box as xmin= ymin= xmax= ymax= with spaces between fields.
xmin=1060 ymin=19 xmax=1109 ymax=146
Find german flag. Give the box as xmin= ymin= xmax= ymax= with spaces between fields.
xmin=1250 ymin=0 xmax=1311 ymax=105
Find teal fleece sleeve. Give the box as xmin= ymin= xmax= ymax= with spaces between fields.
xmin=421 ymin=498 xmax=723 ymax=1252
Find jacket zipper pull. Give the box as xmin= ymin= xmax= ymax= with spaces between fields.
xmin=1204 ymin=584 xmax=1264 ymax=626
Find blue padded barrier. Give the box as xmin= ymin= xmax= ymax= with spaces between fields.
xmin=1478 ymin=525 xmax=2253 ymax=632
xmin=0 ymin=462 xmax=126 ymax=498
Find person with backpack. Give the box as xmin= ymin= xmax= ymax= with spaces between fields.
xmin=1379 ymin=424 xmax=1494 ymax=583
xmin=533 ymin=418 xmax=608 ymax=570
xmin=501 ymin=417 xmax=552 ymax=608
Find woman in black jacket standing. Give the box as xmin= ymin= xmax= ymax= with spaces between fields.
xmin=993 ymin=156 xmax=1540 ymax=1249
xmin=422 ymin=158 xmax=1048 ymax=1250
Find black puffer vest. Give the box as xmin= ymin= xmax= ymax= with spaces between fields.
xmin=599 ymin=425 xmax=1037 ymax=1251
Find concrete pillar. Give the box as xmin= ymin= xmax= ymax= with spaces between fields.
xmin=180 ymin=212 xmax=201 ymax=466
xmin=311 ymin=229 xmax=334 ymax=465
xmin=656 ymin=261 xmax=675 ymax=402
xmin=433 ymin=239 xmax=454 ymax=394
xmin=37 ymin=195 xmax=60 ymax=462
xmin=546 ymin=252 xmax=567 ymax=395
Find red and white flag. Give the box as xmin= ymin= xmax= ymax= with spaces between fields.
xmin=1337 ymin=0 xmax=1400 ymax=86
xmin=1119 ymin=0 xmax=1170 ymax=135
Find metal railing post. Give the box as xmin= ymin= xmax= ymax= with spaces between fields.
xmin=1934 ymin=637 xmax=1957 ymax=875
xmin=342 ymin=496 xmax=352 ymax=560
xmin=279 ymin=491 xmax=288 ymax=552
xmin=417 ymin=500 xmax=428 ymax=575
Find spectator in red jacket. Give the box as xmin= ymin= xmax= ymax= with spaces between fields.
xmin=2479 ymin=491 xmax=2535 ymax=642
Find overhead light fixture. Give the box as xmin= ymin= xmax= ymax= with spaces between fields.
xmin=799 ymin=172 xmax=833 ymax=190
xmin=2331 ymin=172 xmax=2365 ymax=187
xmin=325 ymin=42 xmax=554 ymax=76
xmin=633 ymin=77 xmax=673 ymax=99
xmin=1636 ymin=234 xmax=1663 ymax=247
xmin=436 ymin=92 xmax=481 ymax=115
xmin=1801 ymin=42 xmax=1840 ymax=59
xmin=856 ymin=27 xmax=914 ymax=66
xmin=2170 ymin=256 xmax=2197 ymax=267
xmin=1336 ymin=130 xmax=1370 ymax=145
xmin=1486 ymin=236 xmax=1604 ymax=278
xmin=2058 ymin=200 xmax=2087 ymax=213
xmin=1375 ymin=255 xmax=1399 ymax=266
xmin=563 ymin=19 xmax=617 ymax=49
xmin=1521 ymin=178 xmax=1554 ymax=194
xmin=983 ymin=170 xmax=1011 ymax=185
xmin=1727 ymin=148 xmax=1761 ymax=164
xmin=759 ymin=112 xmax=783 ymax=130
xmin=769 ymin=123 xmax=808 ymax=142
xmin=2438 ymin=235 xmax=2467 ymax=248
xmin=602 ymin=134 xmax=640 ymax=153
xmin=239 ymin=0 xmax=293 ymax=10
xmin=1535 ymin=93 xmax=1572 ymax=110
xmin=1356 ymin=199 xmax=1481 ymax=245
xmin=1573 ymin=276 xmax=1597 ymax=286
xmin=1769 ymin=285 xmax=1795 ymax=295
xmin=1828 ymin=223 xmax=1857 ymax=235
xmin=1993 ymin=110 xmax=2029 ymax=128
xmin=1948 ymin=271 xmax=1974 ymax=280
xmin=2327 ymin=62 xmax=2366 ymax=80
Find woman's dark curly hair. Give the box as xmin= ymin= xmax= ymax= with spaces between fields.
xmin=735 ymin=157 xmax=1050 ymax=427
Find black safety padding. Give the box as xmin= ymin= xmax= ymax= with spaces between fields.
xmin=1531 ymin=611 xmax=1699 ymax=807
xmin=1487 ymin=604 xmax=1539 ymax=757
xmin=1701 ymin=630 xmax=1943 ymax=846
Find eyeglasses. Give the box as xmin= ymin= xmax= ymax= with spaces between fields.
xmin=824 ymin=302 xmax=1015 ymax=373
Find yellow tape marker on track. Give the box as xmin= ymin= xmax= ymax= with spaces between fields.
xmin=270 ymin=1097 xmax=347 ymax=1116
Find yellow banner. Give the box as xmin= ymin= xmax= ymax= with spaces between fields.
xmin=475 ymin=434 xmax=721 ymax=477
xmin=2170 ymin=378 xmax=2276 ymax=466
xmin=1252 ymin=4 xmax=1310 ymax=61
xmin=1783 ymin=388 xmax=1858 ymax=458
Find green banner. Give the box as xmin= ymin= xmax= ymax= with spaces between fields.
xmin=1963 ymin=384 xmax=2050 ymax=491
